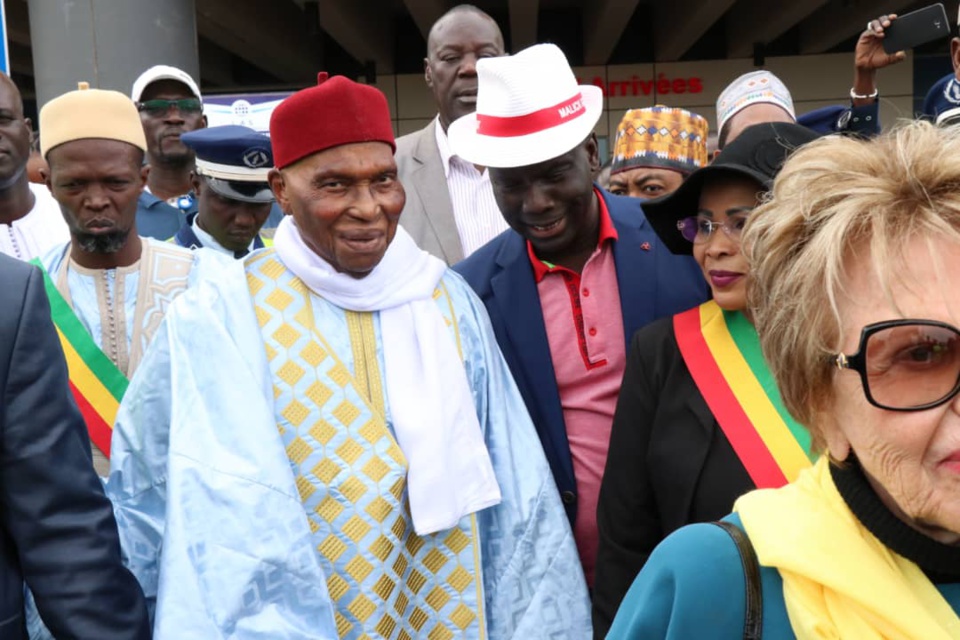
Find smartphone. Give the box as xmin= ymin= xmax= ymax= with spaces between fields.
xmin=883 ymin=3 xmax=951 ymax=54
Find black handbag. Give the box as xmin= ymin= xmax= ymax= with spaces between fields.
xmin=712 ymin=521 xmax=763 ymax=640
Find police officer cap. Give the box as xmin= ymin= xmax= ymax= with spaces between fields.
xmin=921 ymin=73 xmax=960 ymax=126
xmin=181 ymin=125 xmax=275 ymax=203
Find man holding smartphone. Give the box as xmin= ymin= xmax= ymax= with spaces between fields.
xmin=716 ymin=13 xmax=905 ymax=148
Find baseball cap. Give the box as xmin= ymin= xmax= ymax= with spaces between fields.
xmin=131 ymin=64 xmax=201 ymax=103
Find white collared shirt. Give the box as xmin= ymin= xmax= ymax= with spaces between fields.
xmin=434 ymin=118 xmax=509 ymax=257
xmin=191 ymin=215 xmax=254 ymax=258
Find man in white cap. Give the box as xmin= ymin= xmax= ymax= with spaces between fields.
xmin=107 ymin=73 xmax=590 ymax=638
xmin=451 ymin=43 xmax=708 ymax=589
xmin=34 ymin=82 xmax=204 ymax=477
xmin=130 ymin=64 xmax=206 ymax=239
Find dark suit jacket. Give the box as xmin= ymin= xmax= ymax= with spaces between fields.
xmin=0 ymin=255 xmax=150 ymax=639
xmin=591 ymin=315 xmax=755 ymax=638
xmin=395 ymin=120 xmax=465 ymax=264
xmin=454 ymin=190 xmax=709 ymax=523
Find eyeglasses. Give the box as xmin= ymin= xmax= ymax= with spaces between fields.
xmin=136 ymin=98 xmax=202 ymax=116
xmin=677 ymin=213 xmax=749 ymax=244
xmin=834 ymin=319 xmax=960 ymax=411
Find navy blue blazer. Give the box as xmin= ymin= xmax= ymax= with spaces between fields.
xmin=454 ymin=190 xmax=709 ymax=523
xmin=0 ymin=255 xmax=150 ymax=639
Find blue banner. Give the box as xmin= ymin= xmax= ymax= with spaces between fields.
xmin=202 ymin=91 xmax=293 ymax=133
xmin=0 ymin=0 xmax=9 ymax=75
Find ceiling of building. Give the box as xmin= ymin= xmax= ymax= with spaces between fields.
xmin=6 ymin=0 xmax=953 ymax=97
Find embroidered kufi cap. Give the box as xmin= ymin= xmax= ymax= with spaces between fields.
xmin=611 ymin=106 xmax=708 ymax=176
xmin=270 ymin=72 xmax=395 ymax=169
xmin=40 ymin=82 xmax=147 ymax=157
xmin=716 ymin=70 xmax=796 ymax=135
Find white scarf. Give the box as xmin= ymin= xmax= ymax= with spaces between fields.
xmin=274 ymin=217 xmax=501 ymax=534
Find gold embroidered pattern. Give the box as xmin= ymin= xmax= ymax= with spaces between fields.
xmin=249 ymin=253 xmax=483 ymax=639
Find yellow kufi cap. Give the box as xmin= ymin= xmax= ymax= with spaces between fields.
xmin=40 ymin=81 xmax=147 ymax=157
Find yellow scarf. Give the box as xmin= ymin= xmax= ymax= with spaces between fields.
xmin=735 ymin=457 xmax=960 ymax=640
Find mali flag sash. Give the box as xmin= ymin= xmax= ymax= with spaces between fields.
xmin=31 ymin=259 xmax=127 ymax=458
xmin=674 ymin=300 xmax=815 ymax=488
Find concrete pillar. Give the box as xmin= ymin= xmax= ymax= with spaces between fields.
xmin=27 ymin=0 xmax=199 ymax=108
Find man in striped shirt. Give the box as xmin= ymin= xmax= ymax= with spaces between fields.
xmin=395 ymin=5 xmax=508 ymax=264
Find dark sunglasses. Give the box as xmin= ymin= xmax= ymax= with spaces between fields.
xmin=834 ymin=319 xmax=960 ymax=411
xmin=137 ymin=98 xmax=202 ymax=116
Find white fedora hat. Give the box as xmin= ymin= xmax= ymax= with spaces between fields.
xmin=448 ymin=43 xmax=604 ymax=169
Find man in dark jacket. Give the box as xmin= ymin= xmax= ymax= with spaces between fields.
xmin=0 ymin=253 xmax=150 ymax=639
xmin=451 ymin=43 xmax=708 ymax=588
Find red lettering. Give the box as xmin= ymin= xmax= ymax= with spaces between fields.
xmin=592 ymin=76 xmax=607 ymax=97
xmin=591 ymin=73 xmax=704 ymax=96
xmin=610 ymin=81 xmax=629 ymax=97
xmin=657 ymin=73 xmax=670 ymax=95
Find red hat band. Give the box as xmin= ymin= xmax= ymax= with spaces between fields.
xmin=476 ymin=92 xmax=586 ymax=138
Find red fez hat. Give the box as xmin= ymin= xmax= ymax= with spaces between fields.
xmin=270 ymin=72 xmax=396 ymax=169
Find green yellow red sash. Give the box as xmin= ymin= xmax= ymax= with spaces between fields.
xmin=674 ymin=300 xmax=814 ymax=488
xmin=32 ymin=259 xmax=127 ymax=458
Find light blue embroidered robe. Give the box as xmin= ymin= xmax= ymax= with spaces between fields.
xmin=106 ymin=252 xmax=592 ymax=639
xmin=36 ymin=238 xmax=200 ymax=477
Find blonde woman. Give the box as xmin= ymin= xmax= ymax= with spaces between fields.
xmin=609 ymin=120 xmax=960 ymax=638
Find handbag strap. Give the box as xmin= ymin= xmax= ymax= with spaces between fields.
xmin=712 ymin=520 xmax=763 ymax=640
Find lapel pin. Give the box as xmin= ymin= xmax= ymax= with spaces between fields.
xmin=641 ymin=242 xmax=651 ymax=251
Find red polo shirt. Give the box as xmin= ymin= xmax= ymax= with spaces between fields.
xmin=527 ymin=190 xmax=626 ymax=586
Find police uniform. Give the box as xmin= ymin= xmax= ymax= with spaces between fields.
xmin=921 ymin=73 xmax=960 ymax=126
xmin=174 ymin=125 xmax=276 ymax=258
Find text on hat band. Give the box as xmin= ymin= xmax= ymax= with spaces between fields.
xmin=476 ymin=92 xmax=586 ymax=137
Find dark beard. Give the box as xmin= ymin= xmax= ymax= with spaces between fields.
xmin=73 ymin=228 xmax=131 ymax=254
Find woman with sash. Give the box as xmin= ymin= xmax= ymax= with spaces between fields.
xmin=592 ymin=121 xmax=819 ymax=636
xmin=607 ymin=119 xmax=960 ymax=639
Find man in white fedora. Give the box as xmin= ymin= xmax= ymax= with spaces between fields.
xmin=452 ymin=43 xmax=708 ymax=590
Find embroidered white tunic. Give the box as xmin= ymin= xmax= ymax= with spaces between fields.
xmin=39 ymin=238 xmax=198 ymax=475
xmin=0 ymin=184 xmax=69 ymax=260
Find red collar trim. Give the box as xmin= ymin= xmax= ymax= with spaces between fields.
xmin=527 ymin=189 xmax=619 ymax=282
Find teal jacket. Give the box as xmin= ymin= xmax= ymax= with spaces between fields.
xmin=608 ymin=514 xmax=960 ymax=639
